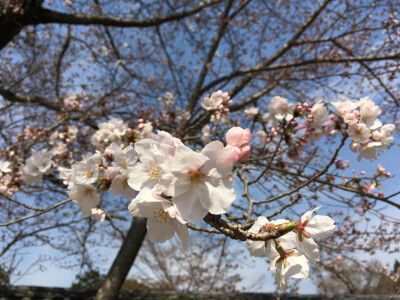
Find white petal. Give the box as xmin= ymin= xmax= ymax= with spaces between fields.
xmin=248 ymin=216 xmax=269 ymax=233
xmin=201 ymin=179 xmax=236 ymax=215
xmin=122 ymin=185 xmax=136 ymax=200
xmin=172 ymin=188 xmax=208 ymax=222
xmin=110 ymin=177 xmax=123 ymax=195
xmin=169 ymin=145 xmax=207 ymax=173
xmin=127 ymin=163 xmax=150 ymax=191
xmin=306 ymin=215 xmax=335 ymax=238
xmin=247 ymin=240 xmax=265 ymax=257
xmin=277 ymin=231 xmax=298 ymax=250
xmin=147 ymin=217 xmax=175 ymax=243
xmin=175 ymin=221 xmax=189 ymax=251
xmin=265 ymin=240 xmax=279 ymax=259
xmin=202 ymin=141 xmax=234 ymax=176
xmin=297 ymin=236 xmax=320 ymax=262
xmin=285 ymin=253 xmax=309 ymax=279
xmin=300 ymin=206 xmax=321 ymax=223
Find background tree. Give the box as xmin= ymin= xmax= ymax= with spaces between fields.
xmin=0 ymin=0 xmax=399 ymax=298
xmin=314 ymin=257 xmax=400 ymax=294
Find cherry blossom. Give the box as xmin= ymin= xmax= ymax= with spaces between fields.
xmin=346 ymin=123 xmax=370 ymax=143
xmin=200 ymin=90 xmax=230 ymax=111
xmin=69 ymin=184 xmax=101 ymax=216
xmin=246 ymin=217 xmax=297 ymax=259
xmin=127 ymin=135 xmax=177 ymax=192
xmin=91 ymin=207 xmax=106 ymax=222
xmin=295 ymin=207 xmax=335 ymax=262
xmin=358 ymin=97 xmax=382 ymax=129
xmin=0 ymin=160 xmax=11 ymax=176
xmin=158 ymin=141 xmax=235 ymax=222
xmin=91 ymin=118 xmax=128 ymax=149
xmin=128 ymin=188 xmax=189 ymax=250
xmin=21 ymin=150 xmax=53 ymax=184
xmin=201 ymin=125 xmax=212 ymax=144
xmin=270 ymin=249 xmax=309 ymax=292
xmin=264 ymin=96 xmax=295 ymax=125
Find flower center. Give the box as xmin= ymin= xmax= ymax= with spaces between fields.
xmin=295 ymin=218 xmax=310 ymax=240
xmin=189 ymin=169 xmax=205 ymax=182
xmin=153 ymin=208 xmax=168 ymax=223
xmin=85 ymin=170 xmax=93 ymax=178
xmin=146 ymin=166 xmax=160 ymax=179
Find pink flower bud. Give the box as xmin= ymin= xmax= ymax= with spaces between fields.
xmin=238 ymin=145 xmax=251 ymax=163
xmin=225 ymin=127 xmax=252 ymax=148
xmin=225 ymin=145 xmax=241 ymax=163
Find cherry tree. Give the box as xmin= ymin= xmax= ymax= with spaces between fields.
xmin=0 ymin=0 xmax=399 ymax=298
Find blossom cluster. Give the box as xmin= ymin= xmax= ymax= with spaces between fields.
xmin=63 ymin=92 xmax=85 ymax=111
xmin=49 ymin=125 xmax=78 ymax=156
xmin=91 ymin=118 xmax=129 ymax=150
xmin=247 ymin=207 xmax=335 ymax=291
xmin=332 ymin=97 xmax=394 ymax=161
xmin=21 ymin=150 xmax=53 ymax=184
xmin=40 ymin=124 xmax=254 ymax=251
xmin=251 ymin=95 xmax=394 ymax=162
xmin=200 ymin=90 xmax=232 ymax=124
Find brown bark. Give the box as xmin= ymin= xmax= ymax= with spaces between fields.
xmin=94 ymin=217 xmax=147 ymax=300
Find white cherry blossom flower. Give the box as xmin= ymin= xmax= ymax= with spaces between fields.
xmin=52 ymin=142 xmax=68 ymax=156
xmin=128 ymin=188 xmax=189 ymax=250
xmin=295 ymin=207 xmax=335 ymax=262
xmin=71 ymin=160 xmax=99 ymax=185
xmin=0 ymin=160 xmax=11 ymax=176
xmin=69 ymin=184 xmax=100 ymax=216
xmin=158 ymin=141 xmax=235 ymax=222
xmin=255 ymin=130 xmax=267 ymax=143
xmin=247 ymin=216 xmax=297 ymax=259
xmin=343 ymin=111 xmax=359 ymax=125
xmin=357 ymin=142 xmax=382 ymax=161
xmin=244 ymin=107 xmax=259 ymax=118
xmin=201 ymin=125 xmax=212 ymax=145
xmin=91 ymin=207 xmax=106 ymax=222
xmin=311 ymin=101 xmax=327 ymax=125
xmin=106 ymin=143 xmax=138 ymax=172
xmin=138 ymin=122 xmax=155 ymax=140
xmin=270 ymin=250 xmax=309 ymax=292
xmin=200 ymin=90 xmax=229 ymax=110
xmin=21 ymin=150 xmax=53 ymax=184
xmin=49 ymin=131 xmax=59 ymax=145
xmin=268 ymin=96 xmax=295 ymax=122
xmin=358 ymin=97 xmax=382 ymax=129
xmin=346 ymin=123 xmax=370 ymax=143
xmin=110 ymin=171 xmax=136 ymax=200
xmin=92 ymin=118 xmax=128 ymax=149
xmin=150 ymin=130 xmax=182 ymax=150
xmin=331 ymin=97 xmax=358 ymax=117
xmin=375 ymin=124 xmax=395 ymax=146
xmin=67 ymin=125 xmax=78 ymax=142
xmin=127 ymin=138 xmax=174 ymax=191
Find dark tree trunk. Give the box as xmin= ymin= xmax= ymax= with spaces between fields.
xmin=94 ymin=217 xmax=147 ymax=300
xmin=0 ymin=0 xmax=44 ymax=51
